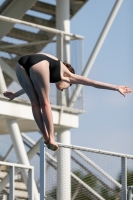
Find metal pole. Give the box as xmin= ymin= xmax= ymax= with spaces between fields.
xmin=56 ymin=143 xmax=133 ymax=159
xmin=0 ymin=65 xmax=7 ymax=93
xmin=0 ymin=15 xmax=84 ymax=39
xmin=127 ymin=186 xmax=133 ymax=200
xmin=61 ymin=34 xmax=64 ymax=61
xmin=121 ymin=157 xmax=127 ymax=200
xmin=3 ymin=145 xmax=13 ymax=162
xmin=27 ymin=136 xmax=43 ymax=160
xmin=68 ymin=0 xmax=124 ymax=107
xmin=0 ymin=59 xmax=18 ymax=83
xmin=57 ymin=129 xmax=71 ymax=200
xmin=40 ymin=141 xmax=46 ymax=200
xmin=56 ymin=33 xmax=66 ymax=106
xmin=28 ymin=168 xmax=34 ymax=200
xmin=56 ymin=0 xmax=71 ymax=199
xmin=0 ymin=39 xmax=56 ymax=50
xmin=9 ymin=166 xmax=14 ymax=200
xmin=22 ymin=132 xmax=36 ymax=145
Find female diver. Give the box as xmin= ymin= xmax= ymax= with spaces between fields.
xmin=3 ymin=53 xmax=132 ymax=151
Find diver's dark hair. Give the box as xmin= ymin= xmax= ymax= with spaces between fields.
xmin=63 ymin=61 xmax=75 ymax=74
xmin=63 ymin=61 xmax=75 ymax=86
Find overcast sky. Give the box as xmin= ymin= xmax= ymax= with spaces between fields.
xmin=70 ymin=0 xmax=133 ymax=155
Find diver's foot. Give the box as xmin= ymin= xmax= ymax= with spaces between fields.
xmin=46 ymin=140 xmax=58 ymax=151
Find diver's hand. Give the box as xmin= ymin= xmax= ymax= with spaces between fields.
xmin=3 ymin=91 xmax=16 ymax=101
xmin=118 ymin=86 xmax=132 ymax=97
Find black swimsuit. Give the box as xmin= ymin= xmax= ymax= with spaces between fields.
xmin=18 ymin=54 xmax=61 ymax=83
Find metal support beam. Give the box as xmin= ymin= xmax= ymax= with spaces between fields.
xmin=56 ymin=1 xmax=71 ymax=198
xmin=57 ymin=143 xmax=133 ymax=158
xmin=72 ymin=173 xmax=105 ymax=200
xmin=22 ymin=132 xmax=36 ymax=145
xmin=68 ymin=0 xmax=124 ymax=107
xmin=22 ymin=133 xmax=43 ymax=160
xmin=7 ymin=120 xmax=30 ymax=165
xmin=56 ymin=0 xmax=71 ymax=106
xmin=0 ymin=59 xmax=18 ymax=83
xmin=57 ymin=129 xmax=71 ymax=200
xmin=32 ymin=2 xmax=55 ymax=16
xmin=0 ymin=39 xmax=56 ymax=50
xmin=23 ymin=14 xmax=55 ymax=28
xmin=40 ymin=141 xmax=46 ymax=200
xmin=71 ymin=184 xmax=80 ymax=200
xmin=121 ymin=157 xmax=127 ymax=200
xmin=27 ymin=136 xmax=43 ymax=160
xmin=31 ymin=1 xmax=56 ymax=15
xmin=0 ymin=15 xmax=84 ymax=39
xmin=28 ymin=168 xmax=34 ymax=200
xmin=74 ymin=150 xmax=121 ymax=188
xmin=3 ymin=145 xmax=13 ymax=162
xmin=7 ymin=28 xmax=49 ymax=42
xmin=127 ymin=186 xmax=133 ymax=200
xmin=9 ymin=166 xmax=14 ymax=200
xmin=0 ymin=0 xmax=38 ymax=39
xmin=0 ymin=65 xmax=7 ymax=94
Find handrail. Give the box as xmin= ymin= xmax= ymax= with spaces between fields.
xmin=57 ymin=143 xmax=133 ymax=159
xmin=0 ymin=15 xmax=84 ymax=39
xmin=0 ymin=161 xmax=33 ymax=169
xmin=0 ymin=161 xmax=34 ymax=200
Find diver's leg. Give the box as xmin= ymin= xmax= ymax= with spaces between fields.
xmin=29 ymin=61 xmax=58 ymax=150
xmin=15 ymin=63 xmax=49 ymax=143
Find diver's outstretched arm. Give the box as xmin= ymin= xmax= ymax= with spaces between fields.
xmin=68 ymin=74 xmax=132 ymax=97
xmin=3 ymin=89 xmax=25 ymax=101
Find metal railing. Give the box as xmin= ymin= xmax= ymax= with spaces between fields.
xmin=40 ymin=141 xmax=133 ymax=200
xmin=0 ymin=15 xmax=84 ymax=109
xmin=0 ymin=15 xmax=84 ymax=40
xmin=0 ymin=161 xmax=34 ymax=200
